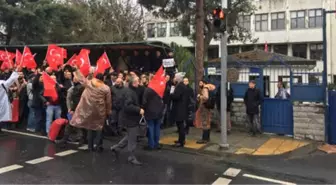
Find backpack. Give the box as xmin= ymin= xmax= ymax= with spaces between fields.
xmin=204 ymin=89 xmax=216 ymax=109
xmin=1 ymin=83 xmax=13 ymax=103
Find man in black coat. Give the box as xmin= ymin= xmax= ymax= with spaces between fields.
xmin=244 ymin=80 xmax=262 ymax=136
xmin=110 ymin=76 xmax=144 ymax=165
xmin=170 ymin=73 xmax=189 ymax=147
xmin=183 ymin=77 xmax=195 ymax=135
xmin=216 ymin=84 xmax=234 ymax=133
xmin=142 ymin=87 xmax=164 ymax=150
xmin=110 ymin=78 xmax=125 ymax=135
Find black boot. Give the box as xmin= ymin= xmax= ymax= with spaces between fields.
xmin=204 ymin=130 xmax=210 ymax=142
xmin=196 ymin=130 xmax=209 ymax=144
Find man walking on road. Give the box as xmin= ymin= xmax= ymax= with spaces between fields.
xmin=110 ymin=76 xmax=144 ymax=165
xmin=244 ymin=80 xmax=262 ymax=136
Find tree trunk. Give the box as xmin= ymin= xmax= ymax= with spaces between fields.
xmin=195 ymin=0 xmax=204 ymax=92
xmin=5 ymin=19 xmax=14 ymax=45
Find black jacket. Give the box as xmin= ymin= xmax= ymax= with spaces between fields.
xmin=111 ymin=85 xmax=125 ymax=111
xmin=170 ymin=82 xmax=189 ymax=122
xmin=163 ymin=81 xmax=171 ymax=105
xmin=120 ymin=85 xmax=142 ymax=128
xmin=31 ymin=74 xmax=46 ymax=108
xmin=244 ymin=87 xmax=262 ymax=115
xmin=185 ymin=85 xmax=196 ymax=121
xmin=216 ymin=86 xmax=234 ymax=112
xmin=71 ymin=83 xmax=85 ymax=111
xmin=143 ymin=88 xmax=164 ymax=120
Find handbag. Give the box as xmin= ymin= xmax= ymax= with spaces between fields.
xmin=139 ymin=116 xmax=147 ymax=126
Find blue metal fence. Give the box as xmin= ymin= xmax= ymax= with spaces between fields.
xmin=328 ymin=91 xmax=336 ymax=144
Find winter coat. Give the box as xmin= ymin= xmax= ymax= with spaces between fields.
xmin=111 ymin=85 xmax=125 ymax=111
xmin=142 ymin=87 xmax=164 ymax=120
xmin=170 ymin=82 xmax=189 ymax=122
xmin=244 ymin=87 xmax=262 ymax=115
xmin=120 ymin=85 xmax=142 ymax=128
xmin=0 ymin=72 xmax=19 ymax=122
xmin=216 ymin=86 xmax=234 ymax=112
xmin=31 ymin=74 xmax=47 ymax=108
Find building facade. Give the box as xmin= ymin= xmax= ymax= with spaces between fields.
xmin=144 ymin=0 xmax=336 ymax=82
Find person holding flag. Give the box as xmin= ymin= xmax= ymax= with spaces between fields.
xmin=42 ymin=73 xmax=63 ymax=135
xmin=142 ymin=66 xmax=166 ymax=150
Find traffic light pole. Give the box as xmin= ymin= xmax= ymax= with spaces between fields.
xmin=219 ymin=0 xmax=229 ymax=149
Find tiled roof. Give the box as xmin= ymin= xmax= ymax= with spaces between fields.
xmin=208 ymin=49 xmax=316 ymax=64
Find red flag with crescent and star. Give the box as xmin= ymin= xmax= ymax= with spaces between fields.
xmin=148 ymin=66 xmax=166 ymax=98
xmin=15 ymin=49 xmax=22 ymax=67
xmin=22 ymin=46 xmax=37 ymax=69
xmin=75 ymin=49 xmax=91 ymax=77
xmin=95 ymin=52 xmax=111 ymax=76
xmin=46 ymin=44 xmax=67 ymax=70
xmin=0 ymin=50 xmax=15 ymax=70
xmin=66 ymin=54 xmax=77 ymax=66
xmin=42 ymin=72 xmax=58 ymax=101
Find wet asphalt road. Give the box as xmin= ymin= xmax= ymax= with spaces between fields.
xmin=0 ymin=131 xmax=323 ymax=184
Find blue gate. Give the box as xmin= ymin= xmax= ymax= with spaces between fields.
xmin=328 ymin=91 xmax=336 ymax=144
xmin=262 ymin=99 xmax=293 ymax=135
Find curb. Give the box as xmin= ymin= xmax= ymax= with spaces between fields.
xmin=155 ymin=142 xmax=331 ymax=184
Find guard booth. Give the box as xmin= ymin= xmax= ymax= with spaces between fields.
xmin=206 ymin=50 xmax=322 ymax=136
xmin=0 ymin=41 xmax=173 ymax=68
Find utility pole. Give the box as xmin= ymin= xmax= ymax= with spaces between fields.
xmin=219 ymin=0 xmax=229 ymax=149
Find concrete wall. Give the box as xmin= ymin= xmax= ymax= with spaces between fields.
xmin=293 ymin=104 xmax=325 ymax=141
xmin=226 ymin=101 xmax=325 ymax=141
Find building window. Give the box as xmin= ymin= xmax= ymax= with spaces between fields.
xmin=157 ymin=22 xmax=167 ymax=37
xmin=147 ymin=23 xmax=155 ymax=38
xmin=228 ymin=46 xmax=240 ymax=55
xmin=291 ymin=10 xmax=305 ymax=29
xmin=170 ymin=22 xmax=180 ymax=37
xmin=310 ymin=43 xmax=323 ymax=60
xmin=273 ymin=44 xmax=288 ymax=55
xmin=271 ymin=12 xmax=285 ymax=30
xmin=241 ymin=45 xmax=254 ymax=52
xmin=255 ymin=14 xmax=268 ymax=31
xmin=239 ymin=15 xmax=251 ymax=30
xmin=292 ymin=44 xmax=307 ymax=58
xmin=309 ymin=9 xmax=322 ymax=28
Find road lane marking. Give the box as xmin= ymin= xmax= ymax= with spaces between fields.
xmin=78 ymin=145 xmax=88 ymax=150
xmin=26 ymin=156 xmax=53 ymax=164
xmin=223 ymin=168 xmax=241 ymax=177
xmin=0 ymin=164 xmax=23 ymax=174
xmin=2 ymin=129 xmax=48 ymax=140
xmin=55 ymin=150 xmax=78 ymax=157
xmin=212 ymin=177 xmax=232 ymax=185
xmin=243 ymin=174 xmax=296 ymax=185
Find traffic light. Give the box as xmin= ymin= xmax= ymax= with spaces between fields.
xmin=212 ymin=7 xmax=226 ymax=32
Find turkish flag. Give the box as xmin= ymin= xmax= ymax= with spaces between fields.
xmin=75 ymin=49 xmax=91 ymax=77
xmin=15 ymin=50 xmax=22 ymax=67
xmin=264 ymin=42 xmax=268 ymax=52
xmin=148 ymin=66 xmax=166 ymax=98
xmin=95 ymin=52 xmax=111 ymax=75
xmin=0 ymin=50 xmax=15 ymax=70
xmin=0 ymin=50 xmax=15 ymax=62
xmin=42 ymin=72 xmax=58 ymax=100
xmin=22 ymin=46 xmax=37 ymax=69
xmin=46 ymin=44 xmax=67 ymax=70
xmin=66 ymin=54 xmax=77 ymax=66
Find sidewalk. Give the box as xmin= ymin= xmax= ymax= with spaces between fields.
xmin=159 ymin=127 xmax=313 ymax=156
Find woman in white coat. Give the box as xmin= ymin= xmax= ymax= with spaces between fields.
xmin=0 ymin=69 xmax=20 ymax=130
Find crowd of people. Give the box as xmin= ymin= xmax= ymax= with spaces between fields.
xmin=0 ymin=48 xmax=268 ymax=165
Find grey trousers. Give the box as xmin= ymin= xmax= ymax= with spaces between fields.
xmin=113 ymin=126 xmax=138 ymax=159
xmin=247 ymin=114 xmax=261 ymax=134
